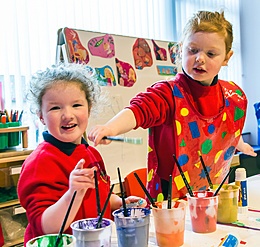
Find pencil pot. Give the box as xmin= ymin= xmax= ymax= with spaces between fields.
xmin=8 ymin=122 xmax=21 ymax=147
xmin=0 ymin=123 xmax=9 ymax=149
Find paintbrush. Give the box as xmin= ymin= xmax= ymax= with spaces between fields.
xmin=134 ymin=172 xmax=157 ymax=208
xmin=54 ymin=191 xmax=77 ymax=247
xmin=213 ymin=167 xmax=234 ymax=196
xmin=173 ymin=154 xmax=194 ymax=197
xmin=117 ymin=167 xmax=128 ymax=217
xmin=198 ymin=152 xmax=213 ymax=189
xmin=96 ymin=184 xmax=114 ymax=229
xmin=103 ymin=136 xmax=143 ymax=144
xmin=94 ymin=170 xmax=101 ymax=217
xmin=168 ymin=175 xmax=173 ymax=209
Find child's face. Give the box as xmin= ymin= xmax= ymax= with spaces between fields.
xmin=40 ymin=82 xmax=89 ymax=144
xmin=181 ymin=31 xmax=233 ymax=86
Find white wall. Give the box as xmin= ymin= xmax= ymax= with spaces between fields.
xmin=240 ymin=0 xmax=260 ymax=145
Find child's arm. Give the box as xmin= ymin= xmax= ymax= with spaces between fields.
xmin=236 ymin=136 xmax=257 ymax=157
xmin=41 ymin=159 xmax=96 ymax=234
xmin=88 ymin=108 xmax=136 ymax=146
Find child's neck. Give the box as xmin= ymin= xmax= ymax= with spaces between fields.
xmin=182 ymin=69 xmax=218 ymax=86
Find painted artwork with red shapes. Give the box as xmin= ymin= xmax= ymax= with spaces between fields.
xmin=88 ymin=34 xmax=115 ymax=58
xmin=152 ymin=40 xmax=167 ymax=61
xmin=168 ymin=42 xmax=180 ymax=64
xmin=115 ymin=58 xmax=136 ymax=87
xmin=132 ymin=38 xmax=153 ymax=70
xmin=65 ymin=28 xmax=89 ymax=64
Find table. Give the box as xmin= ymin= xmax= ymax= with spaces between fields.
xmin=110 ymin=174 xmax=260 ymax=246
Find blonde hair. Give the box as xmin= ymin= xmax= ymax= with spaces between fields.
xmin=181 ymin=11 xmax=233 ymax=55
xmin=27 ymin=63 xmax=108 ymax=117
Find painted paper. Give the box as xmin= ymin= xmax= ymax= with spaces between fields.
xmin=157 ymin=65 xmax=177 ymax=76
xmin=95 ymin=65 xmax=116 ymax=86
xmin=152 ymin=40 xmax=167 ymax=61
xmin=132 ymin=38 xmax=153 ymax=70
xmin=115 ymin=58 xmax=136 ymax=87
xmin=88 ymin=34 xmax=115 ymax=58
xmin=65 ymin=28 xmax=89 ymax=64
xmin=168 ymin=42 xmax=180 ymax=64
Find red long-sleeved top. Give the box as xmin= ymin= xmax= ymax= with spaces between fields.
xmin=18 ymin=132 xmax=111 ymax=245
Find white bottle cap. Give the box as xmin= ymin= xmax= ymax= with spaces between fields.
xmin=235 ymin=168 xmax=246 ymax=181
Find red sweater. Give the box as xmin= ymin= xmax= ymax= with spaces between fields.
xmin=18 ymin=132 xmax=111 ymax=245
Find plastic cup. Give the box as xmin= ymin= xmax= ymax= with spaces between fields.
xmin=8 ymin=121 xmax=21 ymax=147
xmin=112 ymin=207 xmax=151 ymax=247
xmin=152 ymin=200 xmax=186 ymax=247
xmin=70 ymin=218 xmax=113 ymax=247
xmin=211 ymin=184 xmax=239 ymax=223
xmin=187 ymin=191 xmax=218 ymax=233
xmin=26 ymin=234 xmax=76 ymax=246
xmin=0 ymin=122 xmax=9 ymax=149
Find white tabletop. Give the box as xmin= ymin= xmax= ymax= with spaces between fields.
xmin=111 ymin=174 xmax=260 ymax=247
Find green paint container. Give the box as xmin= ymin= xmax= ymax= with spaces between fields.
xmin=26 ymin=234 xmax=76 ymax=247
xmin=0 ymin=122 xmax=9 ymax=149
xmin=8 ymin=121 xmax=21 ymax=147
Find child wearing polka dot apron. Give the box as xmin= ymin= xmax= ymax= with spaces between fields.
xmin=88 ymin=11 xmax=257 ymax=204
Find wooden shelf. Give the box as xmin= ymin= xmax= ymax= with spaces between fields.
xmin=0 ymin=126 xmax=29 ymax=148
xmin=3 ymin=237 xmax=24 ymax=247
xmin=0 ymin=199 xmax=20 ymax=209
xmin=0 ymin=146 xmax=32 ymax=247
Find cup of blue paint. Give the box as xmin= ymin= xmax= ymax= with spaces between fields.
xmin=112 ymin=207 xmax=151 ymax=247
xmin=70 ymin=218 xmax=113 ymax=247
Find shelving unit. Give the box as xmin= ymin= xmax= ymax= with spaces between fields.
xmin=0 ymin=126 xmax=32 ymax=247
xmin=0 ymin=126 xmax=29 ymax=149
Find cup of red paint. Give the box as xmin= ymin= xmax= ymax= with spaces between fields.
xmin=187 ymin=191 xmax=218 ymax=233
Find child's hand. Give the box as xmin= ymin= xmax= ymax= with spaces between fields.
xmin=239 ymin=143 xmax=257 ymax=157
xmin=69 ymin=159 xmax=96 ymax=196
xmin=125 ymin=196 xmax=147 ymax=208
xmin=87 ymin=125 xmax=114 ymax=146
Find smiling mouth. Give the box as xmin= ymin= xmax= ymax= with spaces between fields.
xmin=61 ymin=124 xmax=77 ymax=130
xmin=194 ymin=68 xmax=206 ymax=73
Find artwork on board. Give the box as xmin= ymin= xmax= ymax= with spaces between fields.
xmin=95 ymin=65 xmax=116 ymax=86
xmin=152 ymin=40 xmax=167 ymax=61
xmin=59 ymin=28 xmax=181 ymax=90
xmin=65 ymin=28 xmax=89 ymax=64
xmin=156 ymin=65 xmax=177 ymax=76
xmin=115 ymin=58 xmax=136 ymax=87
xmin=88 ymin=34 xmax=115 ymax=58
xmin=168 ymin=42 xmax=180 ymax=64
xmin=132 ymin=38 xmax=153 ymax=70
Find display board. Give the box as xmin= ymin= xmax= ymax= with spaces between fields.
xmin=56 ymin=27 xmax=180 ymax=180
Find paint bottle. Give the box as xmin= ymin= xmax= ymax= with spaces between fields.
xmin=218 ymin=233 xmax=239 ymax=247
xmin=235 ymin=168 xmax=248 ymax=215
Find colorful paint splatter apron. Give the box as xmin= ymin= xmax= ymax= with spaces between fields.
xmin=147 ymin=79 xmax=247 ymax=202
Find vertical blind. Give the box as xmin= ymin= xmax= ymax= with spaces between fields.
xmin=0 ymin=0 xmax=241 ymax=147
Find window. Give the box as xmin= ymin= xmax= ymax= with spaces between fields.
xmin=0 ymin=0 xmax=241 ymax=148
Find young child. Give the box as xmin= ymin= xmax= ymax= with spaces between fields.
xmin=88 ymin=11 xmax=257 ymax=203
xmin=17 ymin=63 xmax=143 ymax=244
